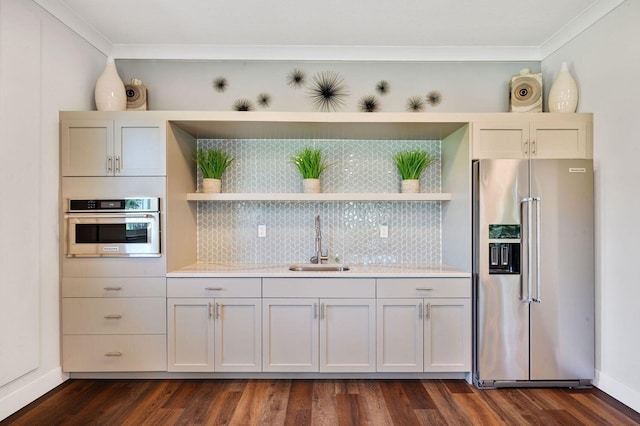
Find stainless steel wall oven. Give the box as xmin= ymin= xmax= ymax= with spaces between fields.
xmin=65 ymin=197 xmax=161 ymax=257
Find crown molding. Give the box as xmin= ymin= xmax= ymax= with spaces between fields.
xmin=110 ymin=44 xmax=541 ymax=62
xmin=33 ymin=0 xmax=112 ymax=55
xmin=540 ymin=0 xmax=625 ymax=59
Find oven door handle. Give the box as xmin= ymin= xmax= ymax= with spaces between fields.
xmin=65 ymin=213 xmax=158 ymax=220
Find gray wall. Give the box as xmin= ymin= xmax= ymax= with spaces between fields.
xmin=542 ymin=0 xmax=640 ymax=411
xmin=116 ymin=60 xmax=539 ymax=113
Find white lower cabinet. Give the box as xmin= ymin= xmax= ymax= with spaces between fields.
xmin=376 ymin=278 xmax=471 ymax=373
xmin=166 ymin=278 xmax=261 ymax=372
xmin=262 ymin=278 xmax=376 ymax=373
xmin=61 ymin=277 xmax=167 ymax=372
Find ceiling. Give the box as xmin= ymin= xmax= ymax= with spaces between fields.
xmin=35 ymin=0 xmax=624 ymax=61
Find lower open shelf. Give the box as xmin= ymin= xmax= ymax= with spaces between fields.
xmin=186 ymin=192 xmax=452 ymax=202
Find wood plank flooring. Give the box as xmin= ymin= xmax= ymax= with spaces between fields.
xmin=3 ymin=379 xmax=639 ymax=425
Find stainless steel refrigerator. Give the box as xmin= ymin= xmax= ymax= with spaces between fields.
xmin=473 ymin=159 xmax=594 ymax=388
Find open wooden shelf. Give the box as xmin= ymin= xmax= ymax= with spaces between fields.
xmin=186 ymin=192 xmax=452 ymax=202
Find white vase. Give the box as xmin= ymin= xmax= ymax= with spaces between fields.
xmin=202 ymin=178 xmax=221 ymax=193
xmin=94 ymin=56 xmax=126 ymax=111
xmin=548 ymin=62 xmax=578 ymax=113
xmin=302 ymin=178 xmax=320 ymax=193
xmin=401 ymin=179 xmax=420 ymax=193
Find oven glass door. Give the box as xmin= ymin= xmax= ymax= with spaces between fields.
xmin=66 ymin=213 xmax=160 ymax=257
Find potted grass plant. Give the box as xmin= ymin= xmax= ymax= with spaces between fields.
xmin=195 ymin=148 xmax=235 ymax=193
xmin=392 ymin=150 xmax=436 ymax=193
xmin=290 ymin=147 xmax=333 ymax=193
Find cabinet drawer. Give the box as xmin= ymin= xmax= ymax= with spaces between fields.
xmin=167 ymin=278 xmax=261 ymax=298
xmin=377 ymin=278 xmax=470 ymax=298
xmin=263 ymin=278 xmax=376 ymax=298
xmin=62 ymin=335 xmax=166 ymax=372
xmin=63 ymin=298 xmax=166 ymax=334
xmin=63 ymin=277 xmax=166 ymax=297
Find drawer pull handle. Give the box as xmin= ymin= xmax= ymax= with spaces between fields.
xmin=205 ymin=287 xmax=223 ymax=291
xmin=103 ymin=287 xmax=122 ymax=291
xmin=104 ymin=314 xmax=122 ymax=319
xmin=104 ymin=352 xmax=122 ymax=357
xmin=416 ymin=287 xmax=434 ymax=291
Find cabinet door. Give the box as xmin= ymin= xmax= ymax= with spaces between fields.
xmin=167 ymin=298 xmax=214 ymax=372
xmin=320 ymin=298 xmax=375 ymax=373
xmin=61 ymin=120 xmax=113 ymax=176
xmin=262 ymin=298 xmax=319 ymax=372
xmin=115 ymin=121 xmax=166 ymax=176
xmin=472 ymin=121 xmax=528 ymax=159
xmin=214 ymin=298 xmax=262 ymax=372
xmin=531 ymin=120 xmax=588 ymax=159
xmin=376 ymin=299 xmax=423 ymax=372
xmin=424 ymin=298 xmax=471 ymax=372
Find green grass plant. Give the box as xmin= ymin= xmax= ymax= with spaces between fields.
xmin=196 ymin=148 xmax=235 ymax=179
xmin=290 ymin=147 xmax=333 ymax=179
xmin=392 ymin=150 xmax=436 ymax=180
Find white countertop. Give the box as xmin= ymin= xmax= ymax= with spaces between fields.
xmin=167 ymin=262 xmax=471 ymax=278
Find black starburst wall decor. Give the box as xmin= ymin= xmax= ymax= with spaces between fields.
xmin=233 ymin=98 xmax=255 ymax=111
xmin=426 ymin=90 xmax=442 ymax=106
xmin=213 ymin=77 xmax=228 ymax=92
xmin=257 ymin=93 xmax=272 ymax=108
xmin=406 ymin=96 xmax=426 ymax=112
xmin=359 ymin=95 xmax=380 ymax=113
xmin=287 ymin=68 xmax=306 ymax=89
xmin=307 ymin=70 xmax=349 ymax=112
xmin=376 ymin=80 xmax=390 ymax=95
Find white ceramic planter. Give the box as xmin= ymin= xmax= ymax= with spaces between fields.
xmin=302 ymin=178 xmax=321 ymax=193
xmin=202 ymin=178 xmax=221 ymax=193
xmin=548 ymin=62 xmax=578 ymax=113
xmin=401 ymin=179 xmax=420 ymax=193
xmin=94 ymin=56 xmax=126 ymax=111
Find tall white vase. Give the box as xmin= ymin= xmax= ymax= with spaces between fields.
xmin=548 ymin=62 xmax=578 ymax=113
xmin=94 ymin=56 xmax=126 ymax=111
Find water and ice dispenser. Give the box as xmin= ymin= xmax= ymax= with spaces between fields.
xmin=488 ymin=225 xmax=521 ymax=275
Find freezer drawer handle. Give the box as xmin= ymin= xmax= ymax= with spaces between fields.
xmin=416 ymin=287 xmax=434 ymax=291
xmin=205 ymin=287 xmax=223 ymax=291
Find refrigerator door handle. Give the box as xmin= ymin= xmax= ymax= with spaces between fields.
xmin=532 ymin=196 xmax=542 ymax=303
xmin=521 ymin=197 xmax=533 ymax=303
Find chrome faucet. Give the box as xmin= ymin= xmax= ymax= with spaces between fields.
xmin=310 ymin=215 xmax=328 ymax=264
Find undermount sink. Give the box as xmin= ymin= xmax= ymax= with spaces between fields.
xmin=288 ymin=264 xmax=350 ymax=272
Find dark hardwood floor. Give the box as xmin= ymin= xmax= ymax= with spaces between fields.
xmin=3 ymin=379 xmax=639 ymax=425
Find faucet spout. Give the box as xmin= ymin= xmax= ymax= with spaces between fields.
xmin=311 ymin=215 xmax=328 ymax=264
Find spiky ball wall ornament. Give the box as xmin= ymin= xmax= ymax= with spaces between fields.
xmin=257 ymin=93 xmax=272 ymax=108
xmin=406 ymin=96 xmax=426 ymax=112
xmin=213 ymin=77 xmax=228 ymax=92
xmin=359 ymin=95 xmax=380 ymax=113
xmin=287 ymin=68 xmax=306 ymax=88
xmin=426 ymin=90 xmax=442 ymax=106
xmin=233 ymin=98 xmax=254 ymax=111
xmin=307 ymin=71 xmax=349 ymax=112
xmin=376 ymin=80 xmax=389 ymax=95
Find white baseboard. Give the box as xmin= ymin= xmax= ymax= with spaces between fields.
xmin=0 ymin=367 xmax=68 ymax=421
xmin=593 ymin=369 xmax=640 ymax=413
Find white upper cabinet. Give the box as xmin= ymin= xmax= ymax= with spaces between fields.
xmin=61 ymin=119 xmax=166 ymax=176
xmin=472 ymin=114 xmax=591 ymax=160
